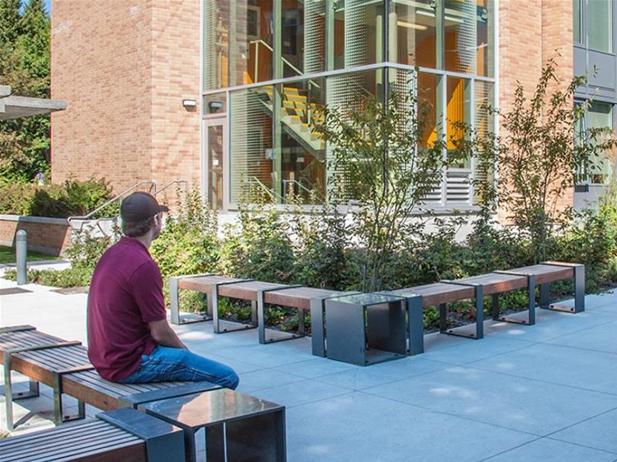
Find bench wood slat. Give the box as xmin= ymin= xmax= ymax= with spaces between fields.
xmin=218 ymin=281 xmax=288 ymax=301
xmin=8 ymin=437 xmax=143 ymax=462
xmin=0 ymin=420 xmax=106 ymax=446
xmin=263 ymin=287 xmax=341 ymax=311
xmin=1 ymin=427 xmax=136 ymax=459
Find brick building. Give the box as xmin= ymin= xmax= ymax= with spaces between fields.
xmin=50 ymin=0 xmax=615 ymax=212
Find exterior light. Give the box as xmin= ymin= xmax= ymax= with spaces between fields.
xmin=182 ymin=99 xmax=197 ymax=108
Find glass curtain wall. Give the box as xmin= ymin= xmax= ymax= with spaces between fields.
xmin=206 ymin=0 xmax=496 ymax=208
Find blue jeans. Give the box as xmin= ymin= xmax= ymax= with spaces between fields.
xmin=119 ymin=346 xmax=239 ymax=389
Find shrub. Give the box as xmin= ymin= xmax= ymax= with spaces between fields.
xmin=151 ymin=190 xmax=220 ymax=281
xmin=219 ymin=204 xmax=295 ymax=283
xmin=0 ymin=178 xmax=114 ymax=218
xmin=290 ymin=204 xmax=350 ymax=290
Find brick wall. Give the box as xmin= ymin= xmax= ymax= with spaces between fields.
xmin=150 ymin=0 xmax=202 ymax=208
xmin=0 ymin=216 xmax=72 ymax=256
xmin=51 ymin=0 xmax=201 ymax=202
xmin=497 ymin=0 xmax=574 ymax=221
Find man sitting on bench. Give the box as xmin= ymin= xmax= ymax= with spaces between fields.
xmin=87 ymin=192 xmax=239 ymax=388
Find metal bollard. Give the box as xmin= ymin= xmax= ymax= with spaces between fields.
xmin=16 ymin=229 xmax=27 ymax=285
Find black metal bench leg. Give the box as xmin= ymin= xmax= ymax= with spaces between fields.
xmin=310 ymin=298 xmax=326 ymax=357
xmin=574 ymin=265 xmax=586 ymax=313
xmin=475 ymin=286 xmax=484 ymax=339
xmin=491 ymin=294 xmax=500 ymax=320
xmin=439 ymin=303 xmax=448 ymax=333
xmin=539 ymin=283 xmax=550 ymax=309
xmin=52 ymin=374 xmax=86 ymax=426
xmin=443 ymin=286 xmax=484 ymax=340
xmin=169 ymin=276 xmax=181 ymax=325
xmin=541 ymin=265 xmax=585 ymax=314
xmin=225 ymin=409 xmax=287 ymax=462
xmin=407 ymin=295 xmax=424 ymax=355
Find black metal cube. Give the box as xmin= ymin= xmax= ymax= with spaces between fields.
xmin=325 ymin=293 xmax=407 ymax=366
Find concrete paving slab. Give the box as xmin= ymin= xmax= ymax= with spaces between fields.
xmin=285 ymin=392 xmax=536 ymax=462
xmin=483 ymin=309 xmax=617 ymax=343
xmin=272 ymin=357 xmax=357 ymax=379
xmin=473 ymin=343 xmax=617 ymax=396
xmin=364 ymin=366 xmax=617 ymax=435
xmin=248 ymin=378 xmax=351 ymax=408
xmin=422 ymin=333 xmax=536 ymax=365
xmin=551 ymin=408 xmax=617 ymax=454
xmin=545 ymin=320 xmax=617 ymax=355
xmin=482 ymin=437 xmax=616 ymax=462
xmin=235 ymin=368 xmax=306 ymax=393
xmin=314 ymin=355 xmax=447 ymax=391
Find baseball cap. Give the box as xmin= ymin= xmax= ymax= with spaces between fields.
xmin=120 ymin=192 xmax=169 ymax=222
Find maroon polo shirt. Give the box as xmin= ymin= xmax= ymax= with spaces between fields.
xmin=87 ymin=237 xmax=166 ymax=381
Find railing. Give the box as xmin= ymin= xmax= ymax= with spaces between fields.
xmin=67 ymin=179 xmax=192 ymax=237
xmin=67 ymin=180 xmax=157 ymax=235
xmin=249 ymin=40 xmax=321 ymax=91
xmin=154 ymin=180 xmax=188 ymax=197
xmin=246 ymin=176 xmax=282 ymax=203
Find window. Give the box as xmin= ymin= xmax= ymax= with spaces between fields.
xmin=573 ymin=0 xmax=583 ymax=45
xmin=392 ymin=0 xmax=438 ymax=68
xmin=588 ymin=0 xmax=612 ymax=53
xmin=577 ymin=101 xmax=614 ymax=185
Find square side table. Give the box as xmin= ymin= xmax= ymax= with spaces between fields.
xmin=141 ymin=389 xmax=286 ymax=462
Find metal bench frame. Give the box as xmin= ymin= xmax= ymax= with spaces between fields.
xmin=2 ymin=339 xmax=86 ymax=431
xmin=256 ymin=285 xmax=304 ymax=344
xmin=169 ymin=273 xmax=215 ymax=325
xmin=539 ymin=262 xmax=585 ymax=313
xmin=492 ymin=271 xmax=537 ymax=325
xmin=439 ymin=281 xmax=485 ymax=339
xmin=211 ymin=279 xmax=259 ymax=333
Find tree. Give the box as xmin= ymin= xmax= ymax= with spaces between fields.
xmin=315 ymin=74 xmax=453 ymax=291
xmin=461 ymin=59 xmax=617 ymax=262
xmin=0 ymin=0 xmax=51 ymax=183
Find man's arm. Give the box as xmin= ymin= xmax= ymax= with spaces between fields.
xmin=148 ymin=319 xmax=187 ymax=349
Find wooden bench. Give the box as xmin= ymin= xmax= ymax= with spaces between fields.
xmin=1 ymin=326 xmax=219 ymax=432
xmin=0 ymin=325 xmax=87 ymax=431
xmin=388 ymin=261 xmax=585 ymax=353
xmin=506 ymin=262 xmax=585 ymax=313
xmin=258 ymin=286 xmax=341 ymax=349
xmin=170 ymin=275 xmax=349 ymax=349
xmin=0 ymin=407 xmax=185 ymax=462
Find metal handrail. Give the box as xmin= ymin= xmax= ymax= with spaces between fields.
xmin=250 ymin=40 xmax=321 ymax=90
xmin=282 ymin=179 xmax=313 ymax=196
xmin=154 ymin=180 xmax=188 ymax=197
xmin=246 ymin=177 xmax=282 ymax=202
xmin=67 ymin=180 xmax=156 ymax=224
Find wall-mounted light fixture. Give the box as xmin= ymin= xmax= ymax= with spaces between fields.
xmin=182 ymin=98 xmax=197 ymax=109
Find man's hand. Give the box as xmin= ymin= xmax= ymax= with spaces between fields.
xmin=148 ymin=319 xmax=188 ymax=349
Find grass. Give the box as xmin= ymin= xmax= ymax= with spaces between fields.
xmin=0 ymin=245 xmax=60 ymax=264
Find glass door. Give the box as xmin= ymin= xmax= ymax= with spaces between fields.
xmin=204 ymin=117 xmax=227 ymax=210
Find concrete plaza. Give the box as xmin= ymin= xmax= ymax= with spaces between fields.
xmin=2 ymin=274 xmax=617 ymax=461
